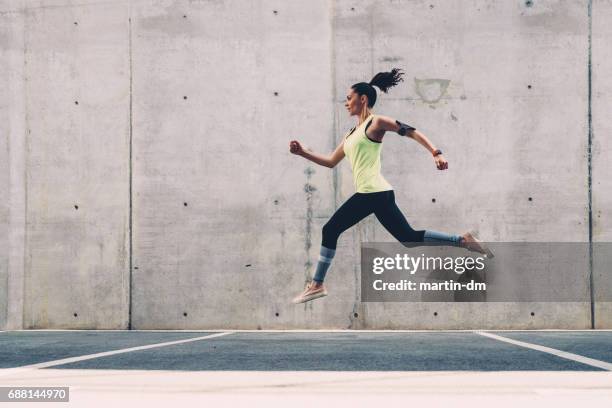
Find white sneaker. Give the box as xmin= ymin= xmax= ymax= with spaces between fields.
xmin=292 ymin=281 xmax=328 ymax=304
xmin=462 ymin=230 xmax=494 ymax=258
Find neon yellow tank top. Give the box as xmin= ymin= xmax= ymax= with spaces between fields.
xmin=343 ymin=114 xmax=393 ymax=193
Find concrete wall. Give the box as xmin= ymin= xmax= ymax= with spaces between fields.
xmin=1 ymin=0 xmax=27 ymax=330
xmin=592 ymin=0 xmax=612 ymax=328
xmin=1 ymin=0 xmax=610 ymax=329
xmin=1 ymin=0 xmax=131 ymax=329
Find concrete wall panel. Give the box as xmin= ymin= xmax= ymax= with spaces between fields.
xmin=332 ymin=0 xmax=591 ymax=329
xmin=20 ymin=1 xmax=130 ymax=328
xmin=592 ymin=0 xmax=612 ymax=328
xmin=129 ymin=0 xmax=350 ymax=329
xmin=1 ymin=0 xmax=27 ymax=330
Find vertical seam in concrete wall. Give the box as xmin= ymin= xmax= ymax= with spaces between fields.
xmin=587 ymin=0 xmax=594 ymax=330
xmin=128 ymin=14 xmax=134 ymax=330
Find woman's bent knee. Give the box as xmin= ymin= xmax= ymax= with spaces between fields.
xmin=322 ymin=223 xmax=339 ymax=249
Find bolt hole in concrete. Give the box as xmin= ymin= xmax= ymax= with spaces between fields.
xmin=183 ymin=15 xmax=187 ymax=18
xmin=434 ymin=312 xmax=438 ymax=316
xmin=528 ymin=197 xmax=533 ymax=201
xmin=245 ymin=264 xmax=251 ymax=267
xmin=183 ymin=312 xmax=188 ymax=317
xmin=74 ymin=205 xmax=78 ymax=210
xmin=350 ymin=7 xmax=355 ymax=11
xmin=74 ymin=101 xmax=79 ymax=105
xmin=73 ymin=21 xmax=78 ymax=25
xmin=531 ymin=312 xmax=535 ymax=316
xmin=134 ymin=267 xmax=139 ymax=269
xmin=353 ymin=313 xmax=359 ymax=318
xmin=183 ymin=96 xmax=188 ymax=100
xmin=528 ymin=85 xmax=532 ymax=89
xmin=525 ymin=0 xmax=534 ymax=7
xmin=275 ymin=313 xmax=279 ymax=317
xmin=274 ymin=199 xmax=279 ymax=205
xmin=273 ymin=10 xmax=277 ymax=14
xmin=184 ymin=202 xmax=188 ymax=206
xmin=432 ymin=198 xmax=436 ymax=203
xmin=274 ymin=91 xmax=278 ymax=96
xmin=73 ymin=313 xmax=78 ymax=317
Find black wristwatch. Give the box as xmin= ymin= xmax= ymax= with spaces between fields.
xmin=433 ymin=149 xmax=443 ymax=157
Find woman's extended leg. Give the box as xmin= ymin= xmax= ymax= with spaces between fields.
xmin=314 ymin=193 xmax=376 ymax=282
xmin=293 ymin=193 xmax=376 ymax=304
xmin=374 ymin=191 xmax=463 ymax=246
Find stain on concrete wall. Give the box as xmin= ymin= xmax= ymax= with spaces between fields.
xmin=414 ymin=78 xmax=451 ymax=104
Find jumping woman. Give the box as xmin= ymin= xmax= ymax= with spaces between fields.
xmin=290 ymin=68 xmax=492 ymax=304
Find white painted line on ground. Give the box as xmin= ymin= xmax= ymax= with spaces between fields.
xmin=477 ymin=331 xmax=612 ymax=371
xmin=0 ymin=331 xmax=234 ymax=377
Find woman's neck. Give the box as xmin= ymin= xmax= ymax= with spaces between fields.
xmin=357 ymin=108 xmax=372 ymax=125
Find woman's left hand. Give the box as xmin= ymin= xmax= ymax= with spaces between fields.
xmin=435 ymin=155 xmax=448 ymax=170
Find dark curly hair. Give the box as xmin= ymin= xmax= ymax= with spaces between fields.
xmin=351 ymin=68 xmax=405 ymax=108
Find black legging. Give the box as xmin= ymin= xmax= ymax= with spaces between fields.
xmin=322 ymin=190 xmax=425 ymax=249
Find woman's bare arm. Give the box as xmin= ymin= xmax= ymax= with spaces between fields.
xmin=409 ymin=130 xmax=437 ymax=154
xmin=290 ymin=140 xmax=346 ymax=168
xmin=373 ymin=115 xmax=448 ymax=170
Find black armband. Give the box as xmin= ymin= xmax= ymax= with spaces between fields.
xmin=396 ymin=120 xmax=416 ymax=136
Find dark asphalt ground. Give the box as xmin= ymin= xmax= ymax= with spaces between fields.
xmin=1 ymin=331 xmax=610 ymax=371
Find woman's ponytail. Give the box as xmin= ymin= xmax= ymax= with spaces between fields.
xmin=369 ymin=68 xmax=404 ymax=93
xmin=352 ymin=68 xmax=404 ymax=108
